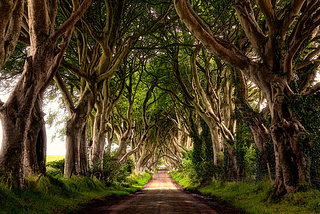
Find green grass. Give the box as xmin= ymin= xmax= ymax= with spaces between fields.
xmin=171 ymin=171 xmax=200 ymax=192
xmin=128 ymin=171 xmax=152 ymax=186
xmin=46 ymin=155 xmax=65 ymax=163
xmin=0 ymin=171 xmax=151 ymax=214
xmin=171 ymin=172 xmax=320 ymax=214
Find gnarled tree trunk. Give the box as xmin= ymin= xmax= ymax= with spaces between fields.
xmin=174 ymin=0 xmax=315 ymax=196
xmin=0 ymin=0 xmax=24 ymax=69
xmin=89 ymin=102 xmax=107 ymax=174
xmin=64 ymin=87 xmax=94 ymax=176
xmin=0 ymin=0 xmax=91 ymax=187
xmin=233 ymin=68 xmax=271 ymax=178
xmin=24 ymin=94 xmax=47 ymax=177
xmin=268 ymin=80 xmax=310 ymax=195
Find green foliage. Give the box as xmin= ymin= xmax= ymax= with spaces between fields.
xmin=199 ymin=180 xmax=320 ymax=214
xmin=0 ymin=175 xmax=104 ymax=214
xmin=128 ymin=171 xmax=152 ymax=186
xmin=46 ymin=159 xmax=65 ymax=176
xmin=180 ymin=150 xmax=198 ymax=180
xmin=172 ymin=172 xmax=320 ymax=214
xmin=0 ymin=168 xmax=151 ymax=214
xmin=171 ymin=171 xmax=200 ymax=192
xmin=235 ymin=118 xmax=256 ymax=180
xmin=46 ymin=155 xmax=65 ymax=162
xmin=0 ymin=42 xmax=27 ymax=91
xmin=100 ymin=153 xmax=135 ymax=186
xmin=188 ymin=116 xmax=216 ymax=182
xmin=288 ymin=92 xmax=320 ymax=188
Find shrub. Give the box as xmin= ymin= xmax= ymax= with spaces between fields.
xmin=46 ymin=159 xmax=65 ymax=176
xmin=100 ymin=153 xmax=135 ymax=186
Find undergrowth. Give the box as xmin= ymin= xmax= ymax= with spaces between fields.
xmin=0 ymin=171 xmax=151 ymax=214
xmin=171 ymin=171 xmax=320 ymax=214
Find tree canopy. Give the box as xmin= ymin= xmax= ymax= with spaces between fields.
xmin=1 ymin=0 xmax=320 ymax=197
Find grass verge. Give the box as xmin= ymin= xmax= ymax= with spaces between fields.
xmin=0 ymin=171 xmax=151 ymax=214
xmin=171 ymin=171 xmax=320 ymax=214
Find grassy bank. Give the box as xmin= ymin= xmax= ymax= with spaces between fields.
xmin=171 ymin=172 xmax=320 ymax=214
xmin=0 ymin=172 xmax=151 ymax=214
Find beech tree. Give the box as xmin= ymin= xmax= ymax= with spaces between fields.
xmin=0 ymin=0 xmax=24 ymax=70
xmin=174 ymin=0 xmax=320 ymax=196
xmin=85 ymin=0 xmax=175 ymax=173
xmin=55 ymin=13 xmax=100 ymax=176
xmin=233 ymin=68 xmax=272 ymax=179
xmin=0 ymin=0 xmax=91 ymax=186
xmin=114 ymin=59 xmax=139 ymax=161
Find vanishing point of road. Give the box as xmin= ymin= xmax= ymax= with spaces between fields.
xmin=76 ymin=166 xmax=246 ymax=214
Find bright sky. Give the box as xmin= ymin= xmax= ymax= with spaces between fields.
xmin=0 ymin=93 xmax=66 ymax=156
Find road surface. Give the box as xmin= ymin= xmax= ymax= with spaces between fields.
xmin=75 ymin=166 xmax=245 ymax=214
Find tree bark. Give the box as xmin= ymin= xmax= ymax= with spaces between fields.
xmin=0 ymin=0 xmax=91 ymax=187
xmin=116 ymin=103 xmax=134 ymax=160
xmin=174 ymin=0 xmax=314 ymax=196
xmin=172 ymin=48 xmax=232 ymax=166
xmin=268 ymin=80 xmax=310 ymax=195
xmin=90 ymin=75 xmax=125 ymax=172
xmin=64 ymin=87 xmax=94 ymax=176
xmin=225 ymin=146 xmax=237 ymax=181
xmin=24 ymin=94 xmax=47 ymax=177
xmin=89 ymin=103 xmax=106 ymax=174
xmin=233 ymin=68 xmax=271 ymax=178
xmin=0 ymin=42 xmax=54 ymax=187
xmin=0 ymin=0 xmax=24 ymax=69
xmin=249 ymin=123 xmax=271 ymax=178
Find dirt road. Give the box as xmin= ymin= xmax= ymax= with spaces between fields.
xmin=75 ymin=167 xmax=245 ymax=214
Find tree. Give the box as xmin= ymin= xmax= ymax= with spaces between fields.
xmin=86 ymin=0 xmax=175 ymax=173
xmin=233 ymin=68 xmax=272 ymax=179
xmin=169 ymin=46 xmax=235 ymax=166
xmin=0 ymin=0 xmax=24 ymax=70
xmin=55 ymin=11 xmax=100 ymax=176
xmin=114 ymin=57 xmax=140 ymax=161
xmin=174 ymin=0 xmax=320 ymax=196
xmin=0 ymin=0 xmax=91 ymax=186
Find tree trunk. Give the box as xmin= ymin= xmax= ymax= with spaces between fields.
xmin=209 ymin=125 xmax=221 ymax=165
xmin=224 ymin=146 xmax=237 ymax=181
xmin=0 ymin=94 xmax=33 ymax=187
xmin=64 ymin=88 xmax=93 ymax=176
xmin=0 ymin=0 xmax=91 ymax=187
xmin=64 ymin=113 xmax=87 ymax=176
xmin=249 ymin=124 xmax=271 ymax=179
xmin=24 ymin=95 xmax=47 ymax=176
xmin=90 ymin=131 xmax=105 ymax=174
xmin=79 ymin=123 xmax=88 ymax=176
xmin=89 ymin=104 xmax=106 ymax=174
xmin=0 ymin=0 xmax=24 ymax=69
xmin=64 ymin=115 xmax=80 ymax=176
xmin=117 ymin=127 xmax=132 ymax=160
xmin=0 ymin=43 xmax=54 ymax=186
xmin=136 ymin=144 xmax=147 ymax=172
xmin=105 ymin=132 xmax=113 ymax=154
xmin=268 ymin=81 xmax=310 ymax=195
xmin=174 ymin=0 xmax=314 ymax=196
xmin=233 ymin=68 xmax=271 ymax=179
